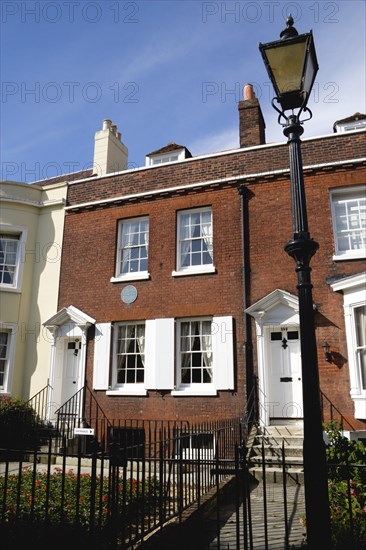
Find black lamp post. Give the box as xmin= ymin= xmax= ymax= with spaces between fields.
xmin=259 ymin=16 xmax=332 ymax=549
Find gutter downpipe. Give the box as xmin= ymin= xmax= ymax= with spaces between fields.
xmin=238 ymin=184 xmax=256 ymax=431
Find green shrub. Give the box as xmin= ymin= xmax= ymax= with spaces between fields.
xmin=0 ymin=396 xmax=45 ymax=451
xmin=323 ymin=420 xmax=366 ymax=548
xmin=0 ymin=467 xmax=161 ymax=533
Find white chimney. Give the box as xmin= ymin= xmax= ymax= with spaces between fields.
xmin=93 ymin=119 xmax=128 ymax=176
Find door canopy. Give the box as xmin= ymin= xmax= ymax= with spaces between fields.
xmin=245 ymin=289 xmax=300 ymax=326
xmin=43 ymin=305 xmax=95 ymax=336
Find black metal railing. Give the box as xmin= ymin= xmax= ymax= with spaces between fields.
xmin=243 ymin=375 xmax=260 ymax=440
xmin=26 ymin=383 xmax=53 ymax=423
xmin=1 ymin=412 xmax=364 ymax=550
xmin=320 ymin=390 xmax=356 ymax=431
xmin=54 ymin=384 xmax=112 ymax=450
xmin=0 ymin=417 xmax=243 ymax=549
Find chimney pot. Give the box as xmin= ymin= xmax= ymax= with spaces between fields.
xmin=103 ymin=119 xmax=112 ymax=131
xmin=243 ymin=84 xmax=255 ymax=101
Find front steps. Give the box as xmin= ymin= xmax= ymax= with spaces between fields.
xmin=248 ymin=423 xmax=304 ymax=484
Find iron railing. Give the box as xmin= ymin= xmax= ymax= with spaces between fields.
xmin=54 ymin=384 xmax=112 ymax=450
xmin=2 ymin=434 xmax=364 ymax=550
xmin=25 ymin=383 xmax=52 ymax=423
xmin=0 ymin=417 xmax=243 ymax=549
xmin=320 ymin=390 xmax=356 ymax=431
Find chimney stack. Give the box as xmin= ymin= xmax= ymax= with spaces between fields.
xmin=238 ymin=84 xmax=266 ymax=148
xmin=93 ymin=119 xmax=128 ymax=176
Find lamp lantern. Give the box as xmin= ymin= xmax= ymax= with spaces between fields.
xmin=259 ymin=15 xmax=319 ymax=113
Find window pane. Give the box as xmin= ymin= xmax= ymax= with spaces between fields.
xmin=355 ymin=306 xmax=366 ymax=347
xmin=0 ymin=332 xmax=9 ymax=389
xmin=118 ymin=218 xmax=149 ymax=276
xmin=359 ymin=350 xmax=366 ymax=390
xmin=179 ymin=320 xmax=212 ymax=386
xmin=354 ymin=306 xmax=366 ymax=390
xmin=115 ymin=323 xmax=145 ymax=385
xmin=0 ymin=235 xmax=20 ymax=286
xmin=333 ymin=195 xmax=366 ymax=254
xmin=178 ymin=209 xmax=213 ymax=270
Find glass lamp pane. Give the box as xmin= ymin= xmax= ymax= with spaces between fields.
xmin=264 ymin=40 xmax=307 ymax=94
xmin=303 ymin=49 xmax=316 ymax=98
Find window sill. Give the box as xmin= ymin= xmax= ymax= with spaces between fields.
xmin=171 ymin=388 xmax=217 ymax=396
xmin=106 ymin=388 xmax=147 ymax=396
xmin=172 ymin=265 xmax=216 ymax=277
xmin=0 ymin=285 xmax=21 ymax=293
xmin=110 ymin=272 xmax=150 ymax=283
xmin=333 ymin=252 xmax=365 ymax=261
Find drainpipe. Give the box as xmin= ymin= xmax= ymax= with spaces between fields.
xmin=238 ymin=184 xmax=255 ymax=424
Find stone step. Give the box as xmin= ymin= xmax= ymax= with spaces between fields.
xmin=249 ymin=455 xmax=303 ymax=465
xmin=264 ymin=426 xmax=304 ymax=437
xmin=256 ymin=435 xmax=303 ymax=443
xmin=249 ymin=466 xmax=304 ymax=485
xmin=251 ymin=444 xmax=303 ymax=458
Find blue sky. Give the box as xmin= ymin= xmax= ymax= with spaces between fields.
xmin=1 ymin=0 xmax=365 ymax=183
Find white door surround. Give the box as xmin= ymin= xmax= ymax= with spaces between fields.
xmin=43 ymin=305 xmax=95 ymax=422
xmin=246 ymin=289 xmax=302 ymax=427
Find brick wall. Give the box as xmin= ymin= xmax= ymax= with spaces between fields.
xmin=59 ymin=185 xmax=246 ymax=422
xmin=243 ymin=164 xmax=366 ymax=425
xmin=58 ymin=130 xmax=366 ymax=425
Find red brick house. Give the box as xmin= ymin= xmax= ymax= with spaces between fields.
xmin=40 ymin=89 xmax=365 ymax=442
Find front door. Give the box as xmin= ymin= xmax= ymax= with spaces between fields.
xmin=267 ymin=327 xmax=303 ymax=420
xmin=61 ymin=340 xmax=81 ymax=405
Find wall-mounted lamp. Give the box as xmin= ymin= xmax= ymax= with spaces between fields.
xmin=322 ymin=342 xmax=332 ymax=363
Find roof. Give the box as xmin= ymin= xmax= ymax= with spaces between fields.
xmin=31 ymin=169 xmax=94 ymax=187
xmin=146 ymin=141 xmax=192 ymax=158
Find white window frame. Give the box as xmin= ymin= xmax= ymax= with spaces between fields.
xmin=331 ymin=273 xmax=366 ymax=419
xmin=108 ymin=321 xmax=147 ymax=396
xmin=0 ymin=226 xmax=27 ymax=292
xmin=172 ymin=316 xmax=234 ymax=396
xmin=151 ymin=154 xmax=179 ymax=165
xmin=0 ymin=324 xmax=16 ymax=394
xmin=330 ymin=187 xmax=366 ymax=261
xmin=145 ymin=148 xmax=186 ymax=166
xmin=111 ymin=217 xmax=150 ymax=283
xmin=334 ymin=120 xmax=366 ymax=133
xmin=172 ymin=207 xmax=215 ymax=277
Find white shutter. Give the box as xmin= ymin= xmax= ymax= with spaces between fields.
xmin=93 ymin=323 xmax=111 ymax=390
xmin=145 ymin=318 xmax=174 ymax=389
xmin=213 ymin=316 xmax=234 ymax=390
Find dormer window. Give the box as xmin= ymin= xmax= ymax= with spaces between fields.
xmin=333 ymin=113 xmax=366 ymax=133
xmin=152 ymin=153 xmax=179 ymax=165
xmin=145 ymin=142 xmax=192 ymax=167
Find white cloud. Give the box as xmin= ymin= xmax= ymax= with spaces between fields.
xmin=190 ymin=127 xmax=239 ymax=156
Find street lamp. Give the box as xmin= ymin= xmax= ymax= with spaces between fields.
xmin=259 ymin=16 xmax=332 ymax=550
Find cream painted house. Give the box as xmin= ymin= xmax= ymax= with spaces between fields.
xmin=0 ymin=180 xmax=67 ymax=401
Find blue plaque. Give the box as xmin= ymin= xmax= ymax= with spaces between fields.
xmin=121 ymin=285 xmax=138 ymax=304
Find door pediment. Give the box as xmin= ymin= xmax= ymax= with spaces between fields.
xmin=43 ymin=305 xmax=95 ymax=337
xmin=245 ymin=289 xmax=299 ymax=325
